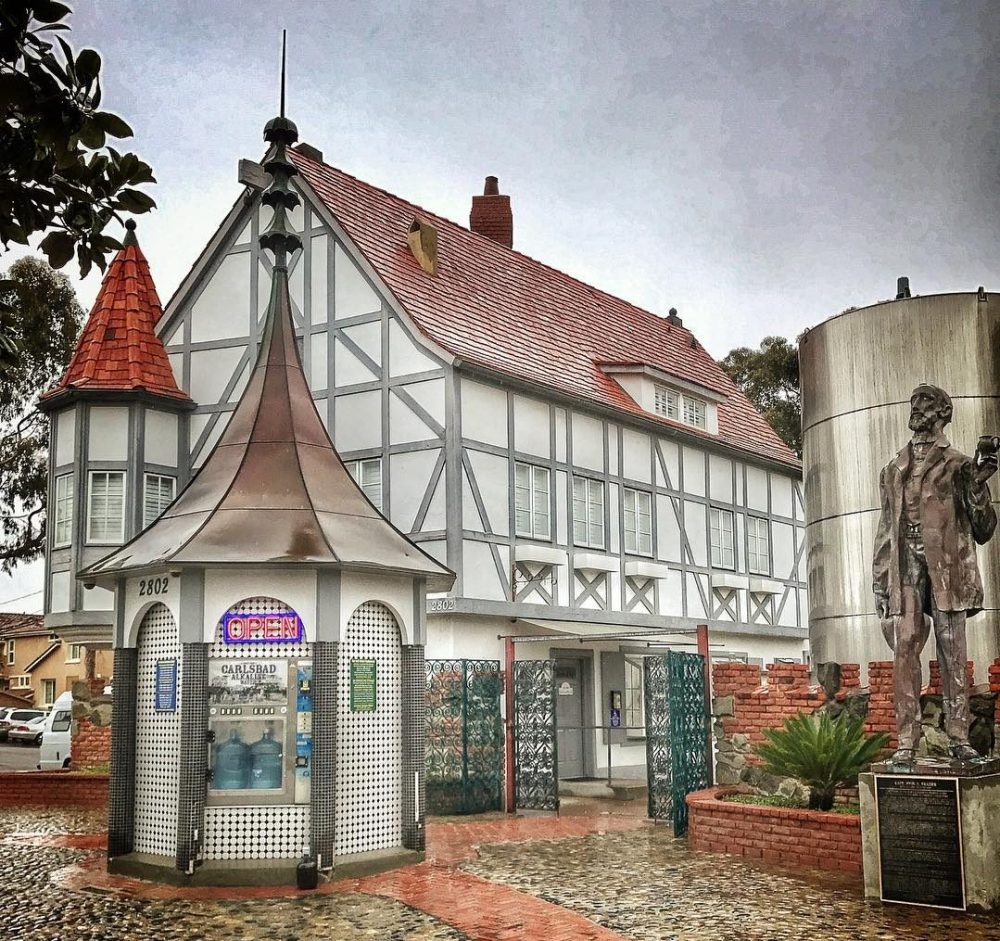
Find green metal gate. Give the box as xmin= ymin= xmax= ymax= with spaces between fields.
xmin=644 ymin=650 xmax=710 ymax=835
xmin=513 ymin=659 xmax=559 ymax=811
xmin=425 ymin=659 xmax=503 ymax=815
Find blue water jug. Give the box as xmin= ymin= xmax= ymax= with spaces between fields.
xmin=249 ymin=728 xmax=283 ymax=789
xmin=213 ymin=729 xmax=250 ymax=789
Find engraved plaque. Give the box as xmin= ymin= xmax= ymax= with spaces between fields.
xmin=876 ymin=775 xmax=964 ymax=910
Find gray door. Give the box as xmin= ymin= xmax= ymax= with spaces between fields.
xmin=554 ymin=659 xmax=584 ymax=779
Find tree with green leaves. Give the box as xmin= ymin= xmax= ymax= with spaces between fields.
xmin=0 ymin=0 xmax=156 ymax=277
xmin=0 ymin=256 xmax=82 ymax=570
xmin=720 ymin=335 xmax=801 ymax=457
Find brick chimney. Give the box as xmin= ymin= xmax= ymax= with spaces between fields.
xmin=470 ymin=175 xmax=513 ymax=248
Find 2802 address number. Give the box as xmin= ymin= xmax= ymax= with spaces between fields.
xmin=138 ymin=576 xmax=170 ymax=597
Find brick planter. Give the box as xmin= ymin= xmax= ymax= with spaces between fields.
xmin=0 ymin=771 xmax=109 ymax=809
xmin=686 ymin=787 xmax=861 ymax=874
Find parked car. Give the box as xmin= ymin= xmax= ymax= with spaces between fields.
xmin=0 ymin=708 xmax=46 ymax=742
xmin=8 ymin=714 xmax=48 ymax=746
xmin=39 ymin=692 xmax=73 ymax=770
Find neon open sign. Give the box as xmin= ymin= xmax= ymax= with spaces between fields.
xmin=222 ymin=612 xmax=304 ymax=644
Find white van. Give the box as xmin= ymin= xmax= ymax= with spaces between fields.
xmin=38 ymin=691 xmax=73 ymax=770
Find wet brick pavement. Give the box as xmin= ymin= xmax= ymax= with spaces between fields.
xmin=5 ymin=805 xmax=1000 ymax=940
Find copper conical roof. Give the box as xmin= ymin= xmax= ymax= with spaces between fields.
xmin=81 ymin=114 xmax=454 ymax=591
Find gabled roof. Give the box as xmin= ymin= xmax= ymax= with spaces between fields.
xmin=24 ymin=642 xmax=60 ymax=673
xmin=41 ymin=223 xmax=191 ymax=407
xmin=289 ymin=149 xmax=799 ymax=469
xmin=81 ymin=126 xmax=455 ymax=592
xmin=0 ymin=613 xmax=46 ymax=638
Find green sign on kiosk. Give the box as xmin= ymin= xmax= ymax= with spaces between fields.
xmin=350 ymin=659 xmax=377 ymax=712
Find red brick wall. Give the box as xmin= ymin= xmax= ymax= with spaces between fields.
xmin=0 ymin=771 xmax=108 ymax=808
xmin=687 ymin=787 xmax=861 ymax=873
xmin=73 ymin=717 xmax=112 ymax=770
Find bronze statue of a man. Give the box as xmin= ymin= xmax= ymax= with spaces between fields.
xmin=873 ymin=384 xmax=998 ymax=768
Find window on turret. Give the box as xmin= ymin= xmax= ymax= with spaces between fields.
xmin=144 ymin=474 xmax=176 ymax=527
xmin=347 ymin=458 xmax=382 ymax=510
xmin=53 ymin=474 xmax=73 ymax=547
xmin=87 ymin=471 xmax=126 ymax=543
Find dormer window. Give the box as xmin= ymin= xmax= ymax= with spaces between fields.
xmin=655 ymin=383 xmax=707 ymax=429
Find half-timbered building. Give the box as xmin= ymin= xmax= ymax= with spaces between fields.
xmin=42 ymin=143 xmax=807 ymax=781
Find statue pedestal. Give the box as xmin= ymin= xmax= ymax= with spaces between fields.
xmin=859 ymin=769 xmax=1000 ymax=912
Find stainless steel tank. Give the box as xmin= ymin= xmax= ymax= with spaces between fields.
xmin=801 ymin=290 xmax=1000 ymax=680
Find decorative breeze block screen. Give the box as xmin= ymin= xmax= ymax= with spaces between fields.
xmin=336 ymin=601 xmax=403 ymax=856
xmin=134 ymin=603 xmax=181 ymax=856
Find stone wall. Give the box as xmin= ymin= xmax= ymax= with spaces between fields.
xmin=713 ymin=659 xmax=1000 ymax=794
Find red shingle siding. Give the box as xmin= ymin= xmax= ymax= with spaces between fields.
xmin=42 ymin=241 xmax=190 ymax=403
xmin=289 ymin=150 xmax=799 ymax=469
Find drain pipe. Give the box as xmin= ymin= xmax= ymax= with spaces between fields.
xmin=504 ymin=635 xmax=516 ymax=813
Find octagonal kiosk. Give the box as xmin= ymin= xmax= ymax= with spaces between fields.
xmin=79 ymin=108 xmax=453 ymax=885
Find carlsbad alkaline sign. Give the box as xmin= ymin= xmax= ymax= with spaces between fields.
xmin=223 ymin=611 xmax=304 ymax=644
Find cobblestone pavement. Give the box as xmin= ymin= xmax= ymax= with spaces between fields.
xmin=6 ymin=806 xmax=1000 ymax=941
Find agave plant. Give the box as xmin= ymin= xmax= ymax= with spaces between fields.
xmin=754 ymin=711 xmax=889 ymax=810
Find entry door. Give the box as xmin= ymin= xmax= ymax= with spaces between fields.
xmin=554 ymin=659 xmax=584 ymax=779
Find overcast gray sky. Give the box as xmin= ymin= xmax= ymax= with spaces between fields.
xmin=3 ymin=0 xmax=999 ymax=609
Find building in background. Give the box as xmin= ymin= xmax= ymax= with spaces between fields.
xmin=801 ymin=284 xmax=1000 ymax=676
xmin=0 ymin=612 xmax=111 ymax=706
xmin=42 ymin=146 xmax=808 ymax=781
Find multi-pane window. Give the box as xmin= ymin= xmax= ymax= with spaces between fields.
xmin=41 ymin=679 xmax=56 ymax=706
xmin=53 ymin=474 xmax=73 ymax=547
xmin=5 ymin=640 xmax=13 ymax=665
xmin=683 ymin=396 xmax=707 ymax=429
xmin=10 ymin=675 xmax=30 ymax=688
xmin=87 ymin=471 xmax=126 ymax=543
xmin=143 ymin=474 xmax=176 ymax=527
xmin=572 ymin=477 xmax=605 ymax=548
xmin=654 ymin=384 xmax=708 ymax=430
xmin=347 ymin=458 xmax=382 ymax=510
xmin=623 ymin=488 xmax=653 ymax=555
xmin=710 ymin=507 xmax=736 ymax=569
xmin=747 ymin=516 xmax=770 ymax=575
xmin=514 ymin=463 xmax=550 ymax=539
xmin=624 ymin=656 xmax=645 ymax=737
xmin=653 ymin=385 xmax=678 ymax=420
xmin=66 ymin=643 xmax=83 ymax=663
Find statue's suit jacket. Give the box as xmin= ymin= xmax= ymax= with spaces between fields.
xmin=873 ymin=437 xmax=996 ymax=615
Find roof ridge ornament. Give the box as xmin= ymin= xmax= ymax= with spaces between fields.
xmin=259 ymin=30 xmax=302 ymax=268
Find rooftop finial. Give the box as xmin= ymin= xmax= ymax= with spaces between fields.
xmin=122 ymin=218 xmax=138 ymax=247
xmin=259 ymin=30 xmax=301 ymax=268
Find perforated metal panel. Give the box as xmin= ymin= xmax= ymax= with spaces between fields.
xmin=134 ymin=603 xmax=181 ymax=857
xmin=203 ymin=805 xmax=311 ymax=860
xmin=207 ymin=596 xmax=311 ymax=659
xmin=336 ymin=602 xmax=402 ymax=856
xmin=202 ymin=596 xmax=312 ymax=861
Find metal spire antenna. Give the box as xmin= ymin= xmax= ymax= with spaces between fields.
xmin=259 ymin=30 xmax=301 ymax=270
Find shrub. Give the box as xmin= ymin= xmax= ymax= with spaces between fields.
xmin=754 ymin=711 xmax=888 ymax=811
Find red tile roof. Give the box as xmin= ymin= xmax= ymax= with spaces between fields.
xmin=289 ymin=150 xmax=799 ymax=469
xmin=42 ymin=231 xmax=191 ymax=404
xmin=0 ymin=613 xmax=46 ymax=638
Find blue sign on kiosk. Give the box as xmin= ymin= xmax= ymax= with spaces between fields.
xmin=155 ymin=659 xmax=177 ymax=712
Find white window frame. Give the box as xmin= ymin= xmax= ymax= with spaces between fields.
xmin=143 ymin=473 xmax=176 ymax=528
xmin=10 ymin=675 xmax=30 ymax=689
xmin=710 ymin=507 xmax=736 ymax=570
xmin=747 ymin=516 xmax=771 ymax=575
xmin=53 ymin=473 xmax=73 ymax=548
xmin=6 ymin=640 xmax=14 ymax=665
xmin=572 ymin=476 xmax=605 ymax=549
xmin=623 ymin=488 xmax=653 ymax=556
xmin=41 ymin=678 xmax=56 ymax=706
xmin=87 ymin=470 xmax=126 ymax=544
xmin=347 ymin=458 xmax=382 ymax=510
xmin=514 ymin=462 xmax=551 ymax=540
xmin=624 ymin=656 xmax=645 ymax=738
xmin=66 ymin=643 xmax=83 ymax=664
xmin=653 ymin=383 xmax=708 ymax=430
